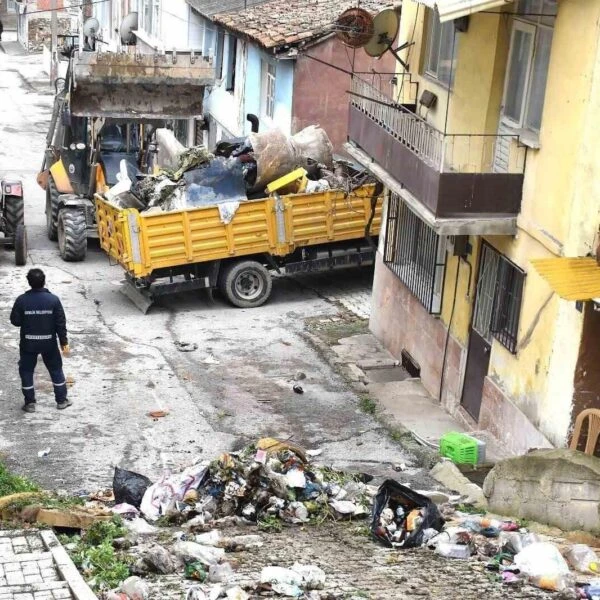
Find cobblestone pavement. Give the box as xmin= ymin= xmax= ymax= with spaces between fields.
xmin=0 ymin=530 xmax=94 ymax=600
xmin=144 ymin=523 xmax=552 ymax=600
xmin=290 ymin=267 xmax=374 ymax=319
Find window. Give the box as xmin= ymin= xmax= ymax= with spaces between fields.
xmin=7 ymin=0 xmax=17 ymax=11
xmin=425 ymin=10 xmax=457 ymax=87
xmin=225 ymin=36 xmax=237 ymax=92
xmin=261 ymin=60 xmax=276 ymax=119
xmin=215 ymin=30 xmax=225 ymax=80
xmin=502 ymin=0 xmax=557 ymax=132
xmin=473 ymin=242 xmax=525 ymax=354
xmin=383 ymin=193 xmax=447 ymax=314
xmin=141 ymin=0 xmax=160 ymax=37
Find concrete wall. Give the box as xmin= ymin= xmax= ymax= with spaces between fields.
xmin=292 ymin=37 xmax=396 ymax=155
xmin=1 ymin=0 xmax=18 ymax=29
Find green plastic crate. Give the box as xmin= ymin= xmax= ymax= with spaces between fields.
xmin=440 ymin=432 xmax=478 ymax=465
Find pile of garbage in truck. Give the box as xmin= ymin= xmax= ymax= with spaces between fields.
xmin=103 ymin=126 xmax=372 ymax=222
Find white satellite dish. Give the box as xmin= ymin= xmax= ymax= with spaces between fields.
xmin=120 ymin=12 xmax=139 ymax=46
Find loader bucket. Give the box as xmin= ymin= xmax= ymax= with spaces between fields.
xmin=70 ymin=51 xmax=215 ymax=119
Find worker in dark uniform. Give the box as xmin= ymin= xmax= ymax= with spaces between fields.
xmin=10 ymin=269 xmax=72 ymax=413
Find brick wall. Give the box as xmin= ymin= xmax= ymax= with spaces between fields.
xmin=26 ymin=14 xmax=70 ymax=51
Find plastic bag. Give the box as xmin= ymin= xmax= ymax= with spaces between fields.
xmin=172 ymin=540 xmax=225 ymax=566
xmin=291 ymin=563 xmax=326 ymax=590
xmin=112 ymin=467 xmax=152 ymax=509
xmin=370 ymin=479 xmax=444 ymax=548
xmin=566 ymin=544 xmax=600 ymax=574
xmin=140 ymin=543 xmax=176 ymax=574
xmin=141 ymin=463 xmax=209 ymax=521
xmin=208 ymin=562 xmax=234 ymax=583
xmin=120 ymin=576 xmax=148 ymax=600
xmin=514 ymin=542 xmax=570 ymax=578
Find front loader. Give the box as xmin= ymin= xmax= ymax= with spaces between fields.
xmin=37 ymin=45 xmax=215 ymax=262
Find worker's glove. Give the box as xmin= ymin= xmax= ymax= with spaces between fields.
xmin=61 ymin=344 xmax=70 ymax=357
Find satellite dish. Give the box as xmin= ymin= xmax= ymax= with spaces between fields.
xmin=83 ymin=17 xmax=99 ymax=38
xmin=364 ymin=9 xmax=400 ymax=58
xmin=335 ymin=8 xmax=374 ymax=48
xmin=120 ymin=12 xmax=139 ymax=46
xmin=83 ymin=17 xmax=99 ymax=51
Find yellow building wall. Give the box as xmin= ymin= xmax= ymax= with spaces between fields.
xmin=395 ymin=0 xmax=600 ymax=444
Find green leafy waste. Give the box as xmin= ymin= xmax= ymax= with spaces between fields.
xmin=0 ymin=459 xmax=40 ymax=497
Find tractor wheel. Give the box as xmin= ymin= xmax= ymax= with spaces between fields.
xmin=46 ymin=175 xmax=60 ymax=241
xmin=219 ymin=260 xmax=272 ymax=308
xmin=5 ymin=195 xmax=24 ymax=235
xmin=14 ymin=224 xmax=27 ymax=266
xmin=57 ymin=208 xmax=87 ymax=262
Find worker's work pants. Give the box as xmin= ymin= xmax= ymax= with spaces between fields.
xmin=18 ymin=345 xmax=67 ymax=404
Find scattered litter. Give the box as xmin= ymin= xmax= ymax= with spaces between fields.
xmin=566 ymin=544 xmax=600 ymax=574
xmin=111 ymin=503 xmax=139 ymax=517
xmin=186 ymin=586 xmax=208 ymax=600
xmin=292 ymin=385 xmax=304 ymax=394
xmin=123 ymin=517 xmax=158 ymax=536
xmin=120 ymin=575 xmax=149 ymax=600
xmin=305 ymin=449 xmax=322 ymax=457
xmin=185 ymin=561 xmax=207 ymax=581
xmin=208 ymin=562 xmax=234 ymax=583
xmin=294 ymin=372 xmax=306 ymax=381
xmin=225 ymin=587 xmax=249 ymax=600
xmin=172 ymin=540 xmax=225 ymax=566
xmin=514 ymin=542 xmax=573 ymax=591
xmin=202 ymin=354 xmax=220 ymax=365
xmin=175 ymin=341 xmax=198 ymax=352
xmin=148 ymin=410 xmax=169 ymax=419
xmin=139 ymin=543 xmax=176 ymax=574
xmin=37 ymin=448 xmax=51 ymax=458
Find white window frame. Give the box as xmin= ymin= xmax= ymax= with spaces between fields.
xmin=501 ymin=2 xmax=556 ymax=134
xmin=7 ymin=0 xmax=17 ymax=11
xmin=424 ymin=10 xmax=457 ymax=88
xmin=501 ymin=21 xmax=536 ymax=130
xmin=261 ymin=60 xmax=276 ymax=120
xmin=140 ymin=0 xmax=160 ymax=38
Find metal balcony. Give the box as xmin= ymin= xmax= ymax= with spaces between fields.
xmin=346 ymin=78 xmax=526 ymax=229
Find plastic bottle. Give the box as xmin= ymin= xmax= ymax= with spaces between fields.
xmin=435 ymin=542 xmax=472 ymax=559
xmin=566 ymin=544 xmax=600 ymax=574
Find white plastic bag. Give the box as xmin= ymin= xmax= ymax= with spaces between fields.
xmin=566 ymin=544 xmax=600 ymax=574
xmin=120 ymin=576 xmax=148 ymax=600
xmin=291 ymin=563 xmax=326 ymax=590
xmin=172 ymin=541 xmax=225 ymax=566
xmin=141 ymin=463 xmax=208 ymax=521
xmin=514 ymin=542 xmax=570 ymax=578
xmin=260 ymin=566 xmax=303 ymax=587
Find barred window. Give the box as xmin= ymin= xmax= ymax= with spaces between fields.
xmin=383 ymin=193 xmax=447 ymax=314
xmin=474 ymin=242 xmax=525 ymax=354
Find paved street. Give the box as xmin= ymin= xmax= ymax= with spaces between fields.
xmin=0 ymin=39 xmax=416 ymax=493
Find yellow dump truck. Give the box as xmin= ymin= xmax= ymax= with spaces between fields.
xmin=96 ymin=184 xmax=382 ymax=312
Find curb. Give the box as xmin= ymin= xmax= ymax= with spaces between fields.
xmin=40 ymin=530 xmax=98 ymax=600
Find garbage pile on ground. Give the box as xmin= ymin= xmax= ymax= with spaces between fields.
xmin=103 ymin=125 xmax=371 ymax=223
xmin=50 ymin=439 xmax=600 ymax=599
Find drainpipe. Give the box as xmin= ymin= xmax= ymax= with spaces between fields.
xmin=246 ymin=113 xmax=259 ymax=133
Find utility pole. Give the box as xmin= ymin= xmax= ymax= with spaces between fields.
xmin=50 ymin=0 xmax=58 ymax=84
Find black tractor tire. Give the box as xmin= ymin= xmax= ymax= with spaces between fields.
xmin=219 ymin=260 xmax=272 ymax=308
xmin=5 ymin=195 xmax=24 ymax=234
xmin=57 ymin=208 xmax=87 ymax=262
xmin=14 ymin=224 xmax=27 ymax=266
xmin=46 ymin=175 xmax=60 ymax=241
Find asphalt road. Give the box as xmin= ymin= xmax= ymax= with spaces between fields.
xmin=0 ymin=40 xmax=419 ymax=493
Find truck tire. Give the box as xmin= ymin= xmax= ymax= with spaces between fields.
xmin=57 ymin=208 xmax=87 ymax=262
xmin=220 ymin=260 xmax=272 ymax=308
xmin=46 ymin=175 xmax=59 ymax=241
xmin=14 ymin=224 xmax=27 ymax=266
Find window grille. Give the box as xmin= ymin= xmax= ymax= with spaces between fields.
xmin=383 ymin=193 xmax=446 ymax=314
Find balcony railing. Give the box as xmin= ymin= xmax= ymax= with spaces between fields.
xmin=349 ymin=78 xmax=526 ymax=175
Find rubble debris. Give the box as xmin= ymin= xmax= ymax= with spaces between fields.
xmin=138 ymin=543 xmax=177 ymax=574
xmin=175 ymin=341 xmax=198 ymax=352
xmin=292 ymin=384 xmax=304 ymax=394
xmin=37 ymin=447 xmax=51 ymax=458
xmin=113 ymin=467 xmax=152 ymax=509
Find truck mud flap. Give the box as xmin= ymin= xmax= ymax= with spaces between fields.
xmin=120 ymin=281 xmax=154 ymax=314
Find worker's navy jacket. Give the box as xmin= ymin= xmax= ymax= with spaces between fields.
xmin=10 ymin=288 xmax=68 ymax=353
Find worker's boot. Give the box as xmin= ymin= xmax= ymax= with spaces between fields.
xmin=56 ymin=399 xmax=72 ymax=410
xmin=22 ymin=403 xmax=36 ymax=413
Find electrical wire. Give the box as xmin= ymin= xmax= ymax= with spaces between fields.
xmin=395 ymin=3 xmax=420 ymax=104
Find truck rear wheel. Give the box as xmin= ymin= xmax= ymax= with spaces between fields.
xmin=14 ymin=224 xmax=27 ymax=266
xmin=220 ymin=260 xmax=272 ymax=308
xmin=3 ymin=195 xmax=24 ymax=249
xmin=46 ymin=175 xmax=59 ymax=241
xmin=57 ymin=208 xmax=87 ymax=262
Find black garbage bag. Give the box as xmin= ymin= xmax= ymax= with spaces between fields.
xmin=113 ymin=467 xmax=152 ymax=508
xmin=371 ymin=479 xmax=444 ymax=548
